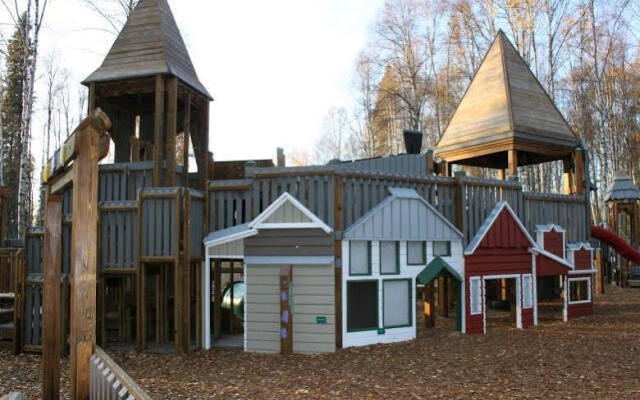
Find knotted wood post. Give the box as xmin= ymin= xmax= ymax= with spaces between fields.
xmin=41 ymin=108 xmax=111 ymax=400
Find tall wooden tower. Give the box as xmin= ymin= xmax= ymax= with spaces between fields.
xmin=82 ymin=0 xmax=212 ymax=189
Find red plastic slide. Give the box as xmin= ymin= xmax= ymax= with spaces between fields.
xmin=591 ymin=226 xmax=640 ymax=264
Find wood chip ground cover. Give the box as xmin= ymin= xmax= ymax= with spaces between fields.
xmin=2 ymin=287 xmax=640 ymax=399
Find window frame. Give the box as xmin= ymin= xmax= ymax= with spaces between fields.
xmin=346 ymin=280 xmax=379 ymax=332
xmin=349 ymin=240 xmax=371 ymax=276
xmin=568 ymin=277 xmax=591 ymax=304
xmin=522 ymin=274 xmax=533 ymax=309
xmin=382 ymin=279 xmax=413 ymax=329
xmin=406 ymin=241 xmax=426 ymax=266
xmin=469 ymin=277 xmax=482 ymax=315
xmin=432 ymin=241 xmax=452 ymax=257
xmin=379 ymin=241 xmax=400 ymax=275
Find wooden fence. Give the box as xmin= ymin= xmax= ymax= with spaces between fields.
xmin=209 ymin=170 xmax=590 ymax=244
xmin=90 ymin=346 xmax=152 ymax=399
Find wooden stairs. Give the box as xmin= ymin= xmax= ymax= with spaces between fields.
xmin=0 ymin=292 xmax=17 ymax=351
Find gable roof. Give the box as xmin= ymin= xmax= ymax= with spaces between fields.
xmin=82 ymin=0 xmax=211 ymax=99
xmin=249 ymin=192 xmax=332 ymax=233
xmin=435 ymin=31 xmax=578 ymax=159
xmin=605 ymin=174 xmax=640 ymax=202
xmin=344 ymin=187 xmax=463 ymax=241
xmin=465 ymin=202 xmax=537 ymax=255
xmin=417 ymin=257 xmax=462 ymax=284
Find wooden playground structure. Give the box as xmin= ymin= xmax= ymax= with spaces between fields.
xmin=0 ymin=1 xmax=620 ymax=399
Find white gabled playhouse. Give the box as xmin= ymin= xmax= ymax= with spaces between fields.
xmin=204 ymin=193 xmax=336 ymax=354
xmin=342 ymin=188 xmax=465 ymax=346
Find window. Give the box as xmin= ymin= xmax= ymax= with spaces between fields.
xmin=380 ymin=242 xmax=399 ymax=275
xmin=433 ymin=241 xmax=451 ymax=257
xmin=470 ymin=277 xmax=482 ymax=315
xmin=569 ymin=278 xmax=591 ymax=303
xmin=522 ymin=275 xmax=533 ymax=309
xmin=347 ymin=281 xmax=378 ymax=331
xmin=407 ymin=241 xmax=426 ymax=265
xmin=349 ymin=241 xmax=370 ymax=275
xmin=383 ymin=280 xmax=411 ymax=328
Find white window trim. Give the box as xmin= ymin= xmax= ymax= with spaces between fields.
xmin=469 ymin=277 xmax=482 ymax=315
xmin=568 ymin=277 xmax=592 ymax=305
xmin=522 ymin=274 xmax=533 ymax=309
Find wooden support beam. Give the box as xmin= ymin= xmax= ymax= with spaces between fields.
xmin=333 ymin=173 xmax=343 ymax=350
xmin=508 ymin=149 xmax=518 ymax=177
xmin=279 ymin=265 xmax=293 ymax=354
xmin=201 ymin=102 xmax=210 ymax=191
xmin=229 ymin=261 xmax=235 ymax=335
xmin=213 ymin=260 xmax=222 ymax=340
xmin=438 ymin=277 xmax=449 ymax=317
xmin=42 ymin=193 xmax=62 ymax=400
xmin=88 ymin=83 xmax=96 ymax=114
xmin=424 ymin=281 xmax=435 ymax=328
xmin=136 ymin=189 xmax=144 ymax=352
xmin=454 ymin=171 xmax=465 ymax=231
xmin=595 ymin=249 xmax=603 ymax=296
xmin=498 ymin=169 xmax=506 ymax=181
xmin=183 ymin=94 xmax=191 ymax=188
xmin=69 ymin=123 xmax=101 ymax=400
xmin=182 ymin=190 xmax=191 ymax=353
xmin=573 ymin=149 xmax=585 ymax=195
xmin=562 ymin=158 xmax=573 ymax=195
xmin=166 ymin=78 xmax=178 ymax=186
xmin=152 ymin=75 xmax=165 ymax=187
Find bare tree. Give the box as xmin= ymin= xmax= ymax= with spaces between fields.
xmin=315 ymin=107 xmax=351 ymax=164
xmin=83 ymin=0 xmax=138 ymax=34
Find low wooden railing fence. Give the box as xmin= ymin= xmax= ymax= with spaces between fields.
xmin=90 ymin=346 xmax=152 ymax=400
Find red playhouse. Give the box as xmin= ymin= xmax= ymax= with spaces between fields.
xmin=564 ymin=242 xmax=596 ymax=321
xmin=464 ymin=202 xmax=537 ymax=334
xmin=464 ymin=202 xmax=594 ymax=334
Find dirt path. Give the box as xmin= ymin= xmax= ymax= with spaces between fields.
xmin=3 ymin=287 xmax=640 ymax=399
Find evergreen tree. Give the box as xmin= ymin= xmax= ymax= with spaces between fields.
xmin=1 ymin=15 xmax=29 ymax=239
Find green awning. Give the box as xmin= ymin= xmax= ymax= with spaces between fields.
xmin=416 ymin=257 xmax=462 ymax=285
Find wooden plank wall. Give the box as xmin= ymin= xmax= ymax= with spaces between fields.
xmin=208 ymin=172 xmax=589 ymax=244
xmin=99 ymin=201 xmax=138 ymax=269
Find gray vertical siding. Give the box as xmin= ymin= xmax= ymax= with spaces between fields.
xmin=244 ymin=263 xmax=336 ymax=354
xmin=245 ymin=229 xmax=334 ymax=257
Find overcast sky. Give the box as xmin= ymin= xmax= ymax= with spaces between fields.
xmin=24 ymin=0 xmax=385 ymax=163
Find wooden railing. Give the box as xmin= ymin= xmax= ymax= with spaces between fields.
xmin=90 ymin=346 xmax=152 ymax=400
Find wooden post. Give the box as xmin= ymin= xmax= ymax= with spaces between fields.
xmin=279 ymin=265 xmax=293 ymax=354
xmin=88 ymin=83 xmax=96 ymax=114
xmin=166 ymin=78 xmax=178 ymax=187
xmin=213 ymin=260 xmax=221 ymax=340
xmin=426 ymin=149 xmax=434 ymax=175
xmin=562 ymin=158 xmax=573 ymax=195
xmin=229 ymin=261 xmax=234 ymax=335
xmin=438 ymin=277 xmax=449 ymax=317
xmin=201 ymin=102 xmax=210 ymax=192
xmin=182 ymin=190 xmax=191 ymax=353
xmin=454 ymin=171 xmax=465 ymax=231
xmin=42 ymin=193 xmax=62 ymax=400
xmin=152 ymin=75 xmax=165 ymax=187
xmin=508 ymin=149 xmax=518 ymax=177
xmin=595 ymin=248 xmax=603 ymax=296
xmin=424 ymin=281 xmax=435 ymax=327
xmin=498 ymin=169 xmax=506 ymax=181
xmin=174 ymin=193 xmax=183 ymax=354
xmin=500 ymin=278 xmax=508 ymax=301
xmin=573 ymin=149 xmax=585 ymax=195
xmin=136 ymin=189 xmax=144 ymax=352
xmin=69 ymin=121 xmax=102 ymax=400
xmin=183 ymin=94 xmax=191 ymax=188
xmin=333 ymin=173 xmax=343 ymax=350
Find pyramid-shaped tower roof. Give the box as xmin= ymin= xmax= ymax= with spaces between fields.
xmin=606 ymin=174 xmax=640 ymax=202
xmin=435 ymin=31 xmax=579 ymax=167
xmin=82 ymin=0 xmax=211 ymax=99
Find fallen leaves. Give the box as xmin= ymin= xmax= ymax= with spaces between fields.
xmin=2 ymin=287 xmax=640 ymax=398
